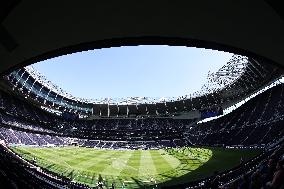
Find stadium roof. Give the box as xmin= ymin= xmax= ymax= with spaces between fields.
xmin=28 ymin=46 xmax=234 ymax=104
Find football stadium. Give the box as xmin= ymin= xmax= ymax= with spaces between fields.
xmin=1 ymin=1 xmax=284 ymax=189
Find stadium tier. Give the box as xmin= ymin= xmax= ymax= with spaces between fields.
xmin=187 ymin=83 xmax=284 ymax=147
xmin=0 ymin=127 xmax=189 ymax=149
xmin=1 ymin=83 xmax=284 ymax=146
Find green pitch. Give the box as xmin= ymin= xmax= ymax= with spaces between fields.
xmin=10 ymin=146 xmax=260 ymax=188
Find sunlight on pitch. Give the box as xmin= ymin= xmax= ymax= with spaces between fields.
xmin=11 ymin=146 xmax=213 ymax=188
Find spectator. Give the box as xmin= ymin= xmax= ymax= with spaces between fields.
xmin=266 ymin=159 xmax=284 ymax=189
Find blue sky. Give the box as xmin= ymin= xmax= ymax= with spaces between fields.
xmin=31 ymin=45 xmax=233 ymax=99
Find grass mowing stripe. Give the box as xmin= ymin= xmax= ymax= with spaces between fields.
xmin=150 ymin=150 xmax=174 ymax=174
xmin=64 ymin=148 xmax=108 ymax=166
xmin=100 ymin=150 xmax=133 ymax=176
xmin=67 ymin=151 xmax=107 ymax=166
xmin=158 ymin=149 xmax=180 ymax=169
xmin=13 ymin=147 xmax=73 ymax=167
xmin=30 ymin=148 xmax=78 ymax=165
xmin=81 ymin=150 xmax=126 ymax=173
xmin=17 ymin=147 xmax=78 ymax=163
xmin=139 ymin=150 xmax=157 ymax=179
xmin=29 ymin=149 xmax=75 ymax=170
xmin=120 ymin=150 xmax=141 ymax=176
xmin=84 ymin=150 xmax=120 ymax=172
xmin=28 ymin=147 xmax=79 ymax=156
xmin=118 ymin=150 xmax=144 ymax=188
